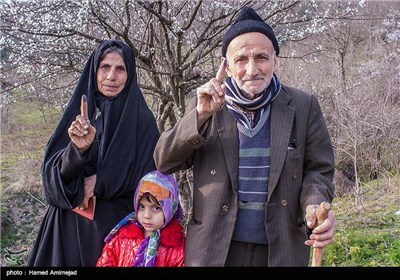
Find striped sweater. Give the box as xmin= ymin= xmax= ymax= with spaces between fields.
xmin=232 ymin=112 xmax=270 ymax=244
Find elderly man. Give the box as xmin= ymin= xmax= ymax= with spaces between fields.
xmin=154 ymin=6 xmax=335 ymax=267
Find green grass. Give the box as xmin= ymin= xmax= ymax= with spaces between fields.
xmin=322 ymin=177 xmax=400 ymax=266
xmin=325 ymin=228 xmax=400 ymax=266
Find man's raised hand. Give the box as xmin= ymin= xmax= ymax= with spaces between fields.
xmin=196 ymin=59 xmax=227 ymax=126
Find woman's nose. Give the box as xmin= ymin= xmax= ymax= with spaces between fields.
xmin=106 ymin=69 xmax=116 ymax=80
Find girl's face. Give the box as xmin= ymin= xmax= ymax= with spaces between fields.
xmin=96 ymin=52 xmax=127 ymax=97
xmin=137 ymin=196 xmax=165 ymax=238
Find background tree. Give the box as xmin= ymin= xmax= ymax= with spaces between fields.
xmin=277 ymin=1 xmax=400 ymax=204
xmin=321 ymin=2 xmax=400 ymax=206
xmin=2 ymin=0 xmax=367 ymax=130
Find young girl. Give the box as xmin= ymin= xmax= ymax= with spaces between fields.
xmin=96 ymin=170 xmax=185 ymax=267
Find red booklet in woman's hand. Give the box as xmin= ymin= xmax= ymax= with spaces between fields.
xmin=72 ymin=196 xmax=96 ymax=220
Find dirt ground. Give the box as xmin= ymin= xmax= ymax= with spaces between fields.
xmin=1 ymin=190 xmax=46 ymax=267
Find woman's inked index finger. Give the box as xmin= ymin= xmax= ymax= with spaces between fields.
xmin=215 ymin=58 xmax=227 ymax=83
xmin=80 ymin=95 xmax=88 ymax=119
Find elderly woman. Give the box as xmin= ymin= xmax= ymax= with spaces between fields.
xmin=27 ymin=40 xmax=160 ymax=267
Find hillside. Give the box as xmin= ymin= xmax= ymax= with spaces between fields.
xmin=1 ymin=99 xmax=399 ymax=267
xmin=1 ymin=98 xmax=59 ymax=266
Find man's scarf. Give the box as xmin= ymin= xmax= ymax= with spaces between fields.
xmin=224 ymin=73 xmax=281 ymax=128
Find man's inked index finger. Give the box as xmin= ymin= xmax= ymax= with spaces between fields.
xmin=215 ymin=58 xmax=227 ymax=83
xmin=80 ymin=94 xmax=88 ymax=119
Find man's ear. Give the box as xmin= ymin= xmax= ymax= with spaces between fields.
xmin=273 ymin=55 xmax=279 ymax=70
xmin=225 ymin=59 xmax=232 ymax=77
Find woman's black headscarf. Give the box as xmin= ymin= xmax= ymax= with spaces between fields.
xmin=42 ymin=40 xmax=160 ymax=206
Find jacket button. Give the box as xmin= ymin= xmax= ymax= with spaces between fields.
xmin=222 ymin=204 xmax=229 ymax=212
xmin=280 ymin=200 xmax=288 ymax=207
xmin=292 ymin=173 xmax=297 ymax=180
xmin=210 ymin=169 xmax=216 ymax=176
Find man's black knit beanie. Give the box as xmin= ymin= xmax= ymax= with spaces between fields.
xmin=221 ymin=6 xmax=279 ymax=57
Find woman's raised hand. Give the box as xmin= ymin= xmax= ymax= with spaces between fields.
xmin=68 ymin=95 xmax=96 ymax=154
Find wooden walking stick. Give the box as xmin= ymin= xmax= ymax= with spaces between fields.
xmin=311 ymin=201 xmax=331 ymax=267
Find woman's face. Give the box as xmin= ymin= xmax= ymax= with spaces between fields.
xmin=96 ymin=52 xmax=127 ymax=97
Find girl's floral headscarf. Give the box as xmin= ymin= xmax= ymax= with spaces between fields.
xmin=103 ymin=170 xmax=182 ymax=267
